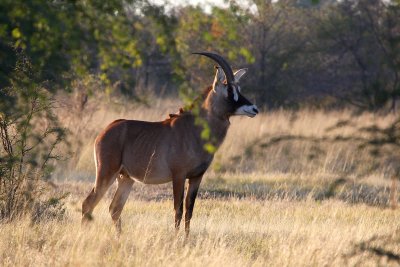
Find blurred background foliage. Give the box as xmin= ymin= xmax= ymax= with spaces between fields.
xmin=0 ymin=0 xmax=398 ymax=110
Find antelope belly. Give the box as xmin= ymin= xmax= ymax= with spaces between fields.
xmin=137 ymin=174 xmax=172 ymax=184
xmin=124 ymin=167 xmax=172 ymax=184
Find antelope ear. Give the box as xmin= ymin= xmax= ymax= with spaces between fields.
xmin=234 ymin=68 xmax=247 ymax=83
xmin=212 ymin=66 xmax=226 ymax=93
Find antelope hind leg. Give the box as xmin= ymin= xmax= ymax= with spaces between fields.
xmin=82 ymin=169 xmax=120 ymax=224
xmin=109 ymin=171 xmax=134 ymax=234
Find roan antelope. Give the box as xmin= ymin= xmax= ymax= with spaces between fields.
xmin=82 ymin=52 xmax=259 ymax=235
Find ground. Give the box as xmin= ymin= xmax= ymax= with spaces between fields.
xmin=1 ymin=174 xmax=399 ymax=266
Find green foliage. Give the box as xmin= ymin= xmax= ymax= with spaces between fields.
xmin=0 ymin=55 xmax=66 ymax=221
xmin=189 ymin=100 xmax=217 ymax=154
xmin=2 ymin=0 xmax=399 ymax=108
xmin=174 ymin=5 xmax=254 ymax=88
xmin=0 ymin=0 xmax=143 ymax=93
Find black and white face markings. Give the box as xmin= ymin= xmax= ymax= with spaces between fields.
xmin=227 ymin=83 xmax=259 ymax=117
xmin=209 ymin=63 xmax=259 ymax=118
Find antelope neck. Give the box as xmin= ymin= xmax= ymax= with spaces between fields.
xmin=198 ymin=107 xmax=230 ymax=147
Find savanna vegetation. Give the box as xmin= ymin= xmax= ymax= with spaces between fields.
xmin=1 ymin=0 xmax=400 ymax=266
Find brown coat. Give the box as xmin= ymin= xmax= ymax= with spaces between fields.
xmin=82 ymin=52 xmax=258 ymax=235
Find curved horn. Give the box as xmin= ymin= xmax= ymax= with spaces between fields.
xmin=192 ymin=52 xmax=234 ymax=84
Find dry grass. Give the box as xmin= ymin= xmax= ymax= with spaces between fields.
xmin=2 ymin=95 xmax=400 ymax=266
xmin=56 ymin=95 xmax=397 ymax=179
xmin=1 ymin=195 xmax=399 ymax=266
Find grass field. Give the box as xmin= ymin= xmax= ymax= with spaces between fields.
xmin=2 ymin=96 xmax=400 ymax=266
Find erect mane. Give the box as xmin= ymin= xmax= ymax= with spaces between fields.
xmin=168 ymin=86 xmax=212 ymax=119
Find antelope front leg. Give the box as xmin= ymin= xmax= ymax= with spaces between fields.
xmin=172 ymin=177 xmax=185 ymax=231
xmin=184 ymin=175 xmax=203 ymax=236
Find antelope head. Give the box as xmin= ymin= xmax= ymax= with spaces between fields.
xmin=193 ymin=52 xmax=259 ymax=119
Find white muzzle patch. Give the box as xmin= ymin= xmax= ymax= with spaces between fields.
xmin=234 ymin=105 xmax=259 ymax=117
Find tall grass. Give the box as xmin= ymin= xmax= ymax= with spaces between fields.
xmin=1 ymin=198 xmax=399 ymax=266
xmin=56 ymin=94 xmax=397 ymax=182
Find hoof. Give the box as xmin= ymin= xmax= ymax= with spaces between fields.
xmin=81 ymin=213 xmax=93 ymax=225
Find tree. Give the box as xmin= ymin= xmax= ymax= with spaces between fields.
xmin=229 ymin=0 xmax=317 ymax=108
xmin=315 ymin=0 xmax=400 ymax=110
xmin=0 ymin=0 xmax=144 ymax=93
xmin=173 ymin=5 xmax=254 ymax=103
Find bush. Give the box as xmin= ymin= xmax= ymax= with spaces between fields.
xmin=0 ymin=56 xmax=67 ymax=222
xmin=31 ymin=193 xmax=69 ymax=223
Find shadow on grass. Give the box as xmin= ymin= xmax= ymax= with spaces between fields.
xmin=344 ymin=231 xmax=400 ymax=264
xmin=199 ymin=177 xmax=393 ymax=207
xmin=63 ymin=174 xmax=395 ymax=208
xmin=118 ymin=176 xmax=396 ymax=208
